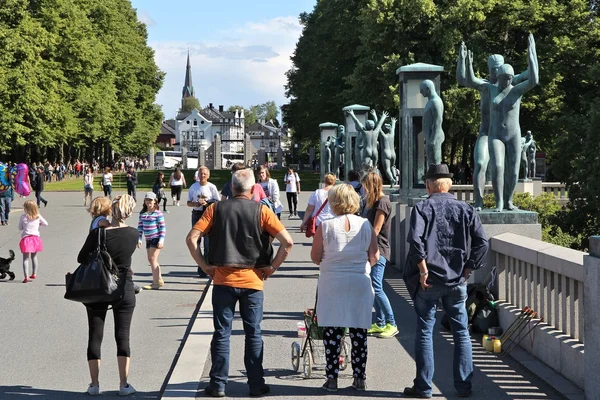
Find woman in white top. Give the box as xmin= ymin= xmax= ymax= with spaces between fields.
xmin=102 ymin=167 xmax=113 ymax=199
xmin=256 ymin=165 xmax=283 ymax=219
xmin=284 ymin=167 xmax=300 ymax=218
xmin=311 ymin=184 xmax=378 ymax=392
xmin=300 ymin=173 xmax=335 ymax=233
xmin=83 ymin=167 xmax=95 ymax=207
xmin=169 ymin=167 xmax=187 ymax=206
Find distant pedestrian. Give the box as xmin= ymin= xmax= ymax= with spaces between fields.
xmin=256 ymin=165 xmax=283 ymax=219
xmin=137 ymin=192 xmax=166 ymax=290
xmin=284 ymin=167 xmax=300 ymax=218
xmin=403 ymin=164 xmax=489 ymax=399
xmin=101 ymin=167 xmax=113 ymax=199
xmin=83 ymin=167 xmax=94 ymax=207
xmin=18 ymin=200 xmax=48 ymax=283
xmin=187 ymin=166 xmax=219 ymax=278
xmin=77 ymin=194 xmax=138 ymax=396
xmin=126 ymin=166 xmax=138 ymax=202
xmin=0 ymin=184 xmax=13 ymax=226
xmin=169 ymin=167 xmax=186 ymax=206
xmin=152 ymin=172 xmax=168 ymax=212
xmin=300 ymin=173 xmax=335 ymax=232
xmin=34 ymin=166 xmax=48 ymax=208
xmin=185 ymin=168 xmax=293 ymax=398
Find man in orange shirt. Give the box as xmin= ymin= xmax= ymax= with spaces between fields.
xmin=186 ymin=168 xmax=293 ymax=398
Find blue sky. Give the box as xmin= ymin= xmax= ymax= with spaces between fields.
xmin=129 ymin=0 xmax=317 ymax=120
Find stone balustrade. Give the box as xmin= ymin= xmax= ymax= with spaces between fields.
xmin=542 ymin=182 xmax=568 ymax=198
xmin=490 ymin=232 xmax=586 ymax=390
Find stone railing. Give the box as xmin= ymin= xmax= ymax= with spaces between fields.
xmin=542 ymin=182 xmax=568 ymax=198
xmin=449 ymin=182 xmax=567 ymax=201
xmin=490 ymin=232 xmax=585 ymax=390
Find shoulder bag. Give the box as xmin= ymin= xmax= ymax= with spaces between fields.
xmin=305 ymin=199 xmax=328 ymax=238
xmin=65 ymin=228 xmax=121 ymax=304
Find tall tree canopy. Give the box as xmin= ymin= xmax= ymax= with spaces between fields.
xmin=0 ymin=0 xmax=164 ymax=162
xmin=284 ymin=0 xmax=599 ymax=165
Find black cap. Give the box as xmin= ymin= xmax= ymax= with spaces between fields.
xmin=423 ymin=164 xmax=453 ymax=179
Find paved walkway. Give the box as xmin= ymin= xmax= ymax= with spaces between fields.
xmin=0 ymin=191 xmax=569 ymax=399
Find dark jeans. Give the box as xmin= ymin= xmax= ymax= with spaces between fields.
xmin=103 ymin=185 xmax=112 ymax=197
xmin=127 ymin=184 xmax=136 ymax=202
xmin=0 ymin=197 xmax=11 ymax=223
xmin=413 ymin=283 xmax=472 ymax=396
xmin=191 ymin=210 xmax=209 ymax=255
xmin=286 ymin=192 xmax=298 ymax=214
xmin=35 ymin=190 xmax=47 ymax=207
xmin=209 ymin=285 xmax=265 ymax=391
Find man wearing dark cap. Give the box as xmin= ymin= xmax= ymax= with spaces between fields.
xmin=403 ymin=164 xmax=488 ymax=399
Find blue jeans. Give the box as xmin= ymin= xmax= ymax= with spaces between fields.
xmin=191 ymin=211 xmax=209 ymax=255
xmin=413 ymin=283 xmax=472 ymax=396
xmin=370 ymin=255 xmax=395 ymax=327
xmin=209 ymin=285 xmax=265 ymax=391
xmin=0 ymin=197 xmax=10 ymax=223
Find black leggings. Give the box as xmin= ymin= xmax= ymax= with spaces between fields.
xmin=86 ymin=281 xmax=136 ymax=360
xmin=323 ymin=327 xmax=368 ymax=380
xmin=286 ymin=192 xmax=298 ymax=214
xmin=160 ymin=197 xmax=167 ymax=211
xmin=171 ymin=185 xmax=183 ymax=201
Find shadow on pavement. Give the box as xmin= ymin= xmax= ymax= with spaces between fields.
xmin=0 ymin=385 xmax=157 ymax=399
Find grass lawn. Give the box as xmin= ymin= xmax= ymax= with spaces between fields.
xmin=45 ymin=169 xmax=323 ymax=192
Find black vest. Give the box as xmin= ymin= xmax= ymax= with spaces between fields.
xmin=207 ymin=197 xmax=274 ymax=268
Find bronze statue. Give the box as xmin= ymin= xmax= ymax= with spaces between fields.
xmin=334 ymin=125 xmax=345 ymax=177
xmin=371 ymin=110 xmax=398 ymax=186
xmin=467 ymin=34 xmax=539 ymax=211
xmin=457 ymin=43 xmax=528 ymax=210
xmin=346 ymin=109 xmax=387 ymax=169
xmin=520 ymin=130 xmax=534 ymax=181
xmin=421 ymin=80 xmax=444 ymax=165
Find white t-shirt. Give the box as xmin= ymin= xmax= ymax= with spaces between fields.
xmin=308 ymin=188 xmax=334 ymax=226
xmin=187 ymin=182 xmax=220 ymax=211
xmin=285 ymin=172 xmax=300 ymax=193
xmin=170 ymin=173 xmax=185 ymax=186
xmin=102 ymin=173 xmax=113 ymax=186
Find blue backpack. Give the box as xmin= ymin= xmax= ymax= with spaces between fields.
xmin=260 ymin=197 xmax=276 ymax=213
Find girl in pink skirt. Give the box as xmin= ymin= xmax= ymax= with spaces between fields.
xmin=18 ymin=200 xmax=48 ymax=283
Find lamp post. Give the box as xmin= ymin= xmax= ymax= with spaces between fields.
xmin=396 ymin=62 xmax=444 ymax=200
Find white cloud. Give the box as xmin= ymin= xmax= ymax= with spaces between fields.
xmin=149 ymin=16 xmax=302 ymax=119
xmin=137 ymin=9 xmax=156 ymax=27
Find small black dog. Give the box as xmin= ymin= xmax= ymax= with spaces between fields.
xmin=0 ymin=250 xmax=16 ymax=280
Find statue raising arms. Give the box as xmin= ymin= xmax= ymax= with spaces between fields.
xmin=346 ymin=109 xmax=387 ymax=169
xmin=457 ymin=43 xmax=528 ymax=210
xmin=467 ymin=34 xmax=539 ymax=211
xmin=374 ymin=111 xmax=398 ymax=186
xmin=420 ymin=80 xmax=444 ymax=165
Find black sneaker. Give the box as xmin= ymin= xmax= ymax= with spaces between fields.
xmin=249 ymin=384 xmax=270 ymax=397
xmin=321 ymin=379 xmax=338 ymax=392
xmin=403 ymin=386 xmax=432 ymax=398
xmin=204 ymin=386 xmax=225 ymax=397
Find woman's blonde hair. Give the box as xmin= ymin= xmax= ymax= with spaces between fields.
xmin=23 ymin=200 xmax=39 ymax=220
xmin=323 ymin=173 xmax=336 ymax=186
xmin=257 ymin=165 xmax=271 ymax=181
xmin=111 ymin=194 xmax=136 ymax=222
xmin=88 ymin=196 xmax=111 ymax=218
xmin=328 ymin=184 xmax=360 ymax=215
xmin=361 ymin=172 xmax=384 ymax=209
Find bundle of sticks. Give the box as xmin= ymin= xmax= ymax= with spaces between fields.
xmin=499 ymin=307 xmax=544 ymax=356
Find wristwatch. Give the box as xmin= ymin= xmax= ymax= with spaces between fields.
xmin=419 ymin=271 xmax=429 ymax=276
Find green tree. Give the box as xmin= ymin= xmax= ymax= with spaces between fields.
xmin=180 ymin=96 xmax=201 ymax=114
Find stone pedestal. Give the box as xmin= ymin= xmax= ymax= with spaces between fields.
xmin=257 ymin=149 xmax=266 ymax=167
xmin=276 ymin=148 xmax=283 ymax=169
xmin=309 ymin=147 xmax=316 ymax=170
xmin=198 ymin=147 xmax=205 ymax=168
xmin=477 ymin=210 xmax=541 ymax=287
xmin=149 ymin=146 xmax=155 ymax=169
xmin=244 ymin=134 xmax=253 ymax=166
xmin=585 ymin=236 xmax=600 ymax=400
xmin=213 ymin=134 xmax=222 ymax=170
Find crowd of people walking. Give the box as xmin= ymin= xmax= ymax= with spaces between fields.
xmin=0 ymin=160 xmax=488 ymax=398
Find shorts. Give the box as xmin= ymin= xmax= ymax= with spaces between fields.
xmin=84 ymin=185 xmax=93 ymax=194
xmin=146 ymin=238 xmax=160 ymax=249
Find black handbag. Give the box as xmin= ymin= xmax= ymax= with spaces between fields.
xmin=65 ymin=228 xmax=121 ymax=304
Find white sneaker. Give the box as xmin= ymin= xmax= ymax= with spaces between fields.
xmin=172 ymin=198 xmax=176 ymax=206
xmin=87 ymin=384 xmax=100 ymax=396
xmin=176 ymin=201 xmax=180 ymax=206
xmin=119 ymin=383 xmax=136 ymax=396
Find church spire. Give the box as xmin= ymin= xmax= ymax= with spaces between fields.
xmin=181 ymin=49 xmax=194 ymax=101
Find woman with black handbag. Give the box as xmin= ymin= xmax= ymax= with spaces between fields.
xmin=76 ymin=194 xmax=139 ymax=396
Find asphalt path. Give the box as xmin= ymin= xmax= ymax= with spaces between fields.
xmin=0 ymin=190 xmax=569 ymax=399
